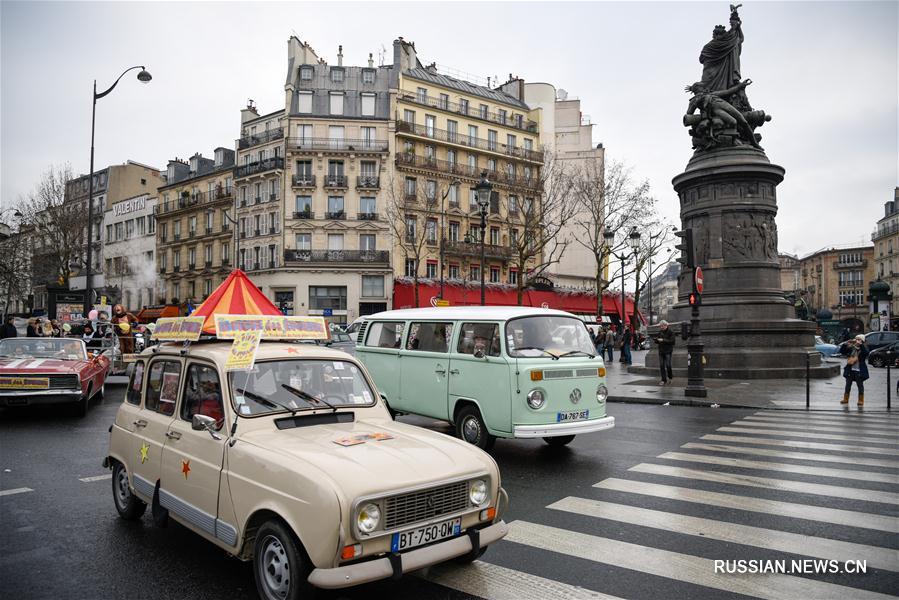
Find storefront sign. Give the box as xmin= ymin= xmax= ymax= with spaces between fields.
xmin=112 ymin=196 xmax=147 ymax=217
xmin=152 ymin=316 xmax=205 ymax=341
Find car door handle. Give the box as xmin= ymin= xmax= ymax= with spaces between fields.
xmin=449 ymin=369 xmax=460 ymax=375
xmin=132 ymin=419 xmax=147 ymax=428
xmin=435 ymin=367 xmax=446 ymax=375
xmin=165 ymin=431 xmax=182 ymax=440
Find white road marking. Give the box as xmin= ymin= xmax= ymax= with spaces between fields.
xmin=629 ymin=463 xmax=899 ymax=504
xmin=549 ymin=497 xmax=899 ymax=573
xmin=594 ymin=478 xmax=899 ymax=533
xmin=505 ymin=521 xmax=896 ymax=600
xmin=717 ymin=427 xmax=899 ymax=446
xmin=743 ymin=415 xmax=898 ymax=431
xmin=657 ymin=451 xmax=899 ymax=484
xmin=420 ymin=559 xmax=623 ymax=600
xmin=753 ymin=411 xmax=899 ymax=425
xmin=732 ymin=419 xmax=898 ymax=437
xmin=681 ymin=442 xmax=899 ymax=469
xmin=78 ymin=474 xmax=112 ymax=483
xmin=0 ymin=487 xmax=33 ymax=497
xmin=701 ymin=434 xmax=899 ymax=456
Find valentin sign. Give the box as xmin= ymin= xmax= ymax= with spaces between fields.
xmin=112 ymin=196 xmax=147 ymax=217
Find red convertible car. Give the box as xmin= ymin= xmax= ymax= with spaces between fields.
xmin=0 ymin=338 xmax=110 ymax=416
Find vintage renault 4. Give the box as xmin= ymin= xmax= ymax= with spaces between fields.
xmin=355 ymin=307 xmax=614 ymax=449
xmin=104 ymin=316 xmax=507 ymax=600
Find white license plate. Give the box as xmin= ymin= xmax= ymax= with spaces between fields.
xmin=390 ymin=517 xmax=461 ymax=552
xmin=557 ymin=409 xmax=589 ymax=423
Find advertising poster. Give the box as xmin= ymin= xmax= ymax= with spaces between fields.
xmin=225 ymin=330 xmax=262 ymax=372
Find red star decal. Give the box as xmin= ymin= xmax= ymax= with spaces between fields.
xmin=181 ymin=459 xmax=191 ymax=479
xmin=286 ymin=347 xmax=300 ymax=354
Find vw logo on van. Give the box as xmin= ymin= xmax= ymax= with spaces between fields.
xmin=569 ymin=388 xmax=582 ymax=404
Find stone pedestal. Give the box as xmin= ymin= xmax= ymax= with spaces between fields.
xmin=641 ymin=147 xmax=839 ymax=379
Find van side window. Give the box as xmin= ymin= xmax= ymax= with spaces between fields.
xmin=365 ymin=322 xmax=405 ymax=348
xmin=126 ymin=361 xmax=145 ymax=405
xmin=181 ymin=363 xmax=224 ymax=429
xmin=145 ymin=360 xmax=181 ymax=416
xmin=457 ymin=323 xmax=501 ymax=357
xmin=406 ymin=322 xmax=453 ymax=352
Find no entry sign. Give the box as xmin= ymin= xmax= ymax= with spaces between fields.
xmin=695 ymin=267 xmax=704 ymax=294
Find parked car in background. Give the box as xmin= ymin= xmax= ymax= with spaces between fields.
xmin=862 ymin=331 xmax=899 ymax=351
xmin=814 ymin=336 xmax=839 ymax=357
xmin=344 ymin=317 xmax=367 ymax=337
xmin=867 ymin=341 xmax=899 ymax=368
xmin=0 ymin=337 xmax=110 ymax=416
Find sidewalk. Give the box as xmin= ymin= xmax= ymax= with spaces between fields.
xmin=606 ymin=350 xmax=898 ymax=413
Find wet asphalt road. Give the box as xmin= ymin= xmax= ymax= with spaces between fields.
xmin=1 ymin=388 xmax=896 ymax=600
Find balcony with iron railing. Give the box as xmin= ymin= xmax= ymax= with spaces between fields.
xmin=872 ymin=223 xmax=899 ymax=241
xmin=398 ymin=89 xmax=539 ymax=133
xmin=357 ymin=175 xmax=380 ymax=189
xmin=396 ymin=120 xmax=543 ymax=162
xmin=237 ymin=127 xmax=284 ymax=149
xmin=234 ymin=157 xmax=284 ymax=179
xmin=155 ymin=188 xmax=233 ymax=215
xmin=443 ymin=240 xmax=513 ymax=260
xmin=395 ymin=153 xmax=541 ymax=190
xmin=292 ymin=210 xmax=314 ymax=220
xmin=323 ymin=175 xmax=348 ymax=189
xmin=287 ymin=137 xmax=389 ymax=153
xmin=292 ymin=175 xmax=316 ymax=188
xmin=833 ymin=259 xmax=868 ymax=269
xmin=325 ymin=211 xmax=346 ymax=220
xmin=283 ymin=249 xmax=390 ymax=265
xmin=357 ymin=212 xmax=379 ymax=221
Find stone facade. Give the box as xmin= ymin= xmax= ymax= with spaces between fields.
xmin=872 ymin=187 xmax=899 ymax=318
xmin=799 ymin=245 xmax=875 ymax=327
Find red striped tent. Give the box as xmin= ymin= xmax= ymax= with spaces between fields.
xmin=191 ymin=269 xmax=282 ymax=334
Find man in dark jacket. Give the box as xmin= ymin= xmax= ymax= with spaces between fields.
xmin=839 ymin=334 xmax=869 ymax=406
xmin=0 ymin=317 xmax=17 ymax=339
xmin=656 ymin=320 xmax=676 ymax=384
xmin=620 ymin=325 xmax=633 ymax=365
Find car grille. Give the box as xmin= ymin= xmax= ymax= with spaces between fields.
xmin=46 ymin=374 xmax=79 ymax=390
xmin=543 ymin=368 xmax=598 ymax=379
xmin=383 ymin=481 xmax=469 ymax=530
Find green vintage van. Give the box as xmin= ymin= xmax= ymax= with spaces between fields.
xmin=355 ymin=307 xmax=613 ymax=449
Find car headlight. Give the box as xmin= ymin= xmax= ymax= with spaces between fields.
xmin=526 ymin=389 xmax=545 ymax=409
xmin=469 ymin=479 xmax=488 ymax=505
xmin=356 ymin=503 xmax=381 ymax=534
xmin=596 ymin=384 xmax=608 ymax=403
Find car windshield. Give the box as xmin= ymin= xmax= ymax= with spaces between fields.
xmin=0 ymin=338 xmax=87 ymax=360
xmin=229 ymin=359 xmax=376 ymax=416
xmin=505 ymin=316 xmax=596 ymax=358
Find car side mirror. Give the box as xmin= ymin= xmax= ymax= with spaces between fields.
xmin=191 ymin=414 xmax=222 ymax=440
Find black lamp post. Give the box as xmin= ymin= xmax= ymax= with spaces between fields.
xmin=223 ymin=209 xmax=239 ymax=269
xmin=475 ymin=172 xmax=492 ymax=306
xmin=438 ymin=179 xmax=461 ymax=299
xmin=84 ymin=66 xmax=152 ymax=316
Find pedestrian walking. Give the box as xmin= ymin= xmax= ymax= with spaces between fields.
xmin=839 ymin=334 xmax=869 ymax=407
xmin=620 ymin=325 xmax=633 ymax=365
xmin=0 ymin=316 xmax=17 ymax=339
xmin=655 ymin=320 xmax=676 ymax=384
xmin=603 ymin=326 xmax=615 ymax=362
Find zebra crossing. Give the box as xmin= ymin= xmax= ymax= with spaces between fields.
xmin=422 ymin=409 xmax=899 ymax=599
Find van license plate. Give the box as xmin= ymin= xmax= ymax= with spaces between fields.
xmin=557 ymin=409 xmax=589 ymax=423
xmin=391 ymin=517 xmax=461 ymax=552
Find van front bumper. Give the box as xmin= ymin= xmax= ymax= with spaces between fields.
xmin=307 ymin=519 xmax=508 ymax=589
xmin=513 ymin=415 xmax=615 ymax=438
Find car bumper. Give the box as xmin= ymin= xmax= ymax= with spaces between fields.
xmin=307 ymin=519 xmax=509 ymax=589
xmin=0 ymin=390 xmax=82 ymax=406
xmin=513 ymin=415 xmax=615 ymax=438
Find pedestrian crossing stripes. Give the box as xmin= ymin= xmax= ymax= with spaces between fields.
xmin=78 ymin=474 xmax=112 ymax=483
xmin=547 ymin=496 xmax=899 ymax=572
xmin=504 ymin=521 xmax=896 ymax=600
xmin=733 ymin=419 xmax=899 ymax=436
xmin=0 ymin=487 xmax=32 ymax=497
xmin=656 ymin=451 xmax=899 ymax=484
xmin=593 ymin=478 xmax=899 ymax=533
xmin=752 ymin=411 xmax=899 ymax=424
xmin=716 ymin=426 xmax=899 ymax=445
xmin=743 ymin=414 xmax=898 ymax=431
xmin=681 ymin=442 xmax=899 ymax=469
xmin=629 ymin=463 xmax=899 ymax=504
xmin=701 ymin=434 xmax=899 ymax=455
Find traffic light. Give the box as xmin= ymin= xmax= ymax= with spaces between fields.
xmin=688 ymin=292 xmax=701 ymax=307
xmin=674 ymin=228 xmax=695 ymax=270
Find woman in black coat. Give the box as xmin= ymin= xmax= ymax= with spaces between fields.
xmin=839 ymin=334 xmax=869 ymax=406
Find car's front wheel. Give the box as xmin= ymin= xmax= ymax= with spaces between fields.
xmin=455 ymin=405 xmax=495 ymax=451
xmin=254 ymin=520 xmax=314 ymax=600
xmin=112 ymin=462 xmax=146 ymax=520
xmin=870 ymin=355 xmax=885 ymax=368
xmin=543 ymin=435 xmax=576 ymax=447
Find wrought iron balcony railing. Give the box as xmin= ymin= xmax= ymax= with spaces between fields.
xmin=237 ymin=127 xmax=284 ymax=149
xmin=287 ymin=137 xmax=389 ymax=153
xmin=396 ymin=120 xmax=543 ymax=162
xmin=283 ymin=249 xmax=390 ymax=264
xmin=398 ymin=89 xmax=539 ymax=134
xmin=357 ymin=175 xmax=380 ymax=189
xmin=234 ymin=157 xmax=284 ymax=179
xmin=292 ymin=175 xmax=316 ymax=188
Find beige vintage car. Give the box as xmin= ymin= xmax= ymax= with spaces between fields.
xmin=104 ymin=340 xmax=508 ymax=600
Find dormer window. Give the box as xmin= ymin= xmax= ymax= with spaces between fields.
xmin=362 ymin=69 xmax=375 ymax=84
xmin=330 ymin=68 xmax=344 ymax=83
xmin=300 ymin=66 xmax=313 ymax=81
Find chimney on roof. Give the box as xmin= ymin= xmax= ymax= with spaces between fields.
xmin=368 ymin=53 xmax=374 ymax=68
xmin=338 ymin=45 xmax=343 ymax=67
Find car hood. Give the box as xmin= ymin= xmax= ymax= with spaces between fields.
xmin=0 ymin=357 xmax=83 ymax=373
xmin=237 ymin=417 xmax=493 ymax=500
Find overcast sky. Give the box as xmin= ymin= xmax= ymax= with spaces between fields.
xmin=1 ymin=1 xmax=896 ymax=258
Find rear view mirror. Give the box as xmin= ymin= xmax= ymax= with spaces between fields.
xmin=192 ymin=414 xmax=222 ymax=440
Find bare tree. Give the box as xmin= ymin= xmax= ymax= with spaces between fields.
xmin=572 ymin=160 xmax=655 ymax=316
xmin=17 ymin=164 xmax=86 ymax=290
xmin=0 ymin=222 xmax=32 ymax=317
xmin=502 ymin=150 xmax=578 ymax=305
xmin=631 ymin=225 xmax=675 ymax=328
xmin=384 ymin=169 xmax=448 ymax=307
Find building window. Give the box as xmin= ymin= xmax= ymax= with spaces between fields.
xmin=204 ymin=245 xmax=212 ymax=264
xmin=426 ymin=219 xmax=438 ymax=244
xmin=459 ymin=98 xmax=469 ymax=114
xmin=327 ymin=196 xmax=344 ymax=218
xmin=221 ymin=243 xmax=230 ymax=263
xmin=295 ymin=233 xmax=311 ymax=250
xmin=362 ymin=69 xmax=375 ymax=84
xmin=330 ymin=68 xmax=344 ymax=83
xmin=328 ymin=160 xmax=345 ymax=179
xmin=204 ymin=279 xmax=212 ymax=297
xmin=509 ymin=269 xmax=518 ymax=284
xmin=470 ymin=265 xmax=480 ymax=281
xmin=296 ymin=124 xmax=312 ymax=143
xmin=327 ymin=233 xmax=344 ymax=250
xmin=361 ymin=93 xmax=376 ymax=117
xmin=405 ymin=216 xmax=417 ymax=243
xmin=310 ymin=286 xmax=347 ymax=311
xmin=361 ymin=126 xmax=376 ymax=148
xmin=448 ymin=182 xmax=459 ymax=205
xmin=490 ymin=227 xmax=500 ymax=246
xmin=498 ymin=109 xmax=507 ymax=125
xmin=426 ymin=180 xmax=437 ymax=202
xmin=360 ymin=196 xmax=376 ymax=216
xmin=295 ymin=195 xmax=312 ymax=215
xmin=449 ymin=222 xmax=460 ymax=242
xmin=487 ymin=130 xmax=498 ymax=151
xmin=490 ymin=267 xmax=500 ymax=283
xmin=360 ymin=233 xmax=376 ymax=251
xmin=298 ymin=91 xmax=312 ymax=113
xmin=405 ymin=258 xmax=417 ymax=277
xmin=426 ymin=261 xmax=438 ymax=279
xmin=403 ymin=109 xmax=416 ymax=124
xmin=479 ymin=104 xmax=488 ymax=119
xmin=115 ymin=222 xmax=123 ymax=241
xmin=362 ymin=275 xmax=384 ymax=297
xmin=416 ymin=87 xmax=428 ymax=103
xmin=524 ymin=138 xmax=533 ymax=151
xmin=328 ymin=125 xmax=345 ymax=149
xmin=300 ymin=66 xmax=313 ymax=80
xmin=296 ymin=160 xmax=313 ymax=179
xmin=148 ymin=214 xmax=155 ymax=234
xmin=404 ymin=177 xmax=417 ymax=198
xmin=448 ymin=264 xmax=459 ymax=279
xmin=329 ymin=92 xmax=344 ymax=115
xmin=425 ymin=115 xmax=435 ymax=138
xmin=468 ymin=125 xmax=478 ymax=145
xmin=439 ymin=93 xmax=449 ymax=110
xmin=106 ymin=224 xmax=112 ymax=241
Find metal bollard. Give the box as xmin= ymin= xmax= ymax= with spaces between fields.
xmin=805 ymin=352 xmax=810 ymax=410
xmin=888 ymin=363 xmax=892 ymax=411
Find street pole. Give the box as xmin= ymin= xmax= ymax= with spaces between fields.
xmin=438 ymin=180 xmax=458 ymax=300
xmin=619 ymin=256 xmax=626 ymax=327
xmin=648 ymin=251 xmax=653 ymax=326
xmin=479 ymin=207 xmax=486 ymax=306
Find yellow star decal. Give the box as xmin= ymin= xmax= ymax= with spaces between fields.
xmin=139 ymin=443 xmax=150 ymax=464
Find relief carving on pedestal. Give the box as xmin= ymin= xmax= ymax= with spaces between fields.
xmin=722 ymin=212 xmax=777 ymax=262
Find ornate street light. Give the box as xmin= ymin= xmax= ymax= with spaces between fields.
xmin=84 ymin=66 xmax=152 ymax=316
xmin=475 ymin=172 xmax=492 ymax=306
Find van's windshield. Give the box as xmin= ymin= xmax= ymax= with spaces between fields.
xmin=506 ymin=316 xmax=595 ymax=358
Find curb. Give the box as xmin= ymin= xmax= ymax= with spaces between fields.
xmin=608 ymin=394 xmax=897 ymax=413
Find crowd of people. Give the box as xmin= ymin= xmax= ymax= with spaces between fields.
xmin=0 ymin=305 xmax=143 ymax=354
xmin=587 ymin=323 xmax=648 ymax=366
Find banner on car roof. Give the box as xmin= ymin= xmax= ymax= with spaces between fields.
xmin=151 ymin=317 xmax=205 ymax=341
xmin=214 ymin=315 xmax=330 ymax=341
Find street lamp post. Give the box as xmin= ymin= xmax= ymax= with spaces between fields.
xmin=223 ymin=209 xmax=239 ymax=269
xmin=475 ymin=172 xmax=492 ymax=306
xmin=84 ymin=66 xmax=152 ymax=316
xmin=438 ymin=179 xmax=461 ymax=300
xmin=605 ymin=228 xmax=641 ymax=330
